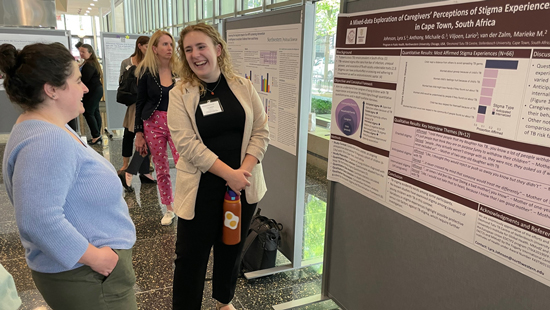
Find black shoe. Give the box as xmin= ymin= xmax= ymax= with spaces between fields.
xmin=88 ymin=137 xmax=102 ymax=145
xmin=139 ymin=174 xmax=157 ymax=184
xmin=118 ymin=171 xmax=134 ymax=192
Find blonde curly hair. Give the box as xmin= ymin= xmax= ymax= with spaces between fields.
xmin=177 ymin=23 xmax=235 ymax=95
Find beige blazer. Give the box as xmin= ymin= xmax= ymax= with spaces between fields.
xmin=167 ymin=76 xmax=269 ymax=220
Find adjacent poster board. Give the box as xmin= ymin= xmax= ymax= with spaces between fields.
xmin=0 ymin=28 xmax=70 ymax=133
xmin=323 ymin=0 xmax=550 ymax=309
xmin=225 ymin=4 xmax=315 ymax=274
xmin=100 ymin=33 xmax=140 ymax=129
xmin=103 ymin=36 xmax=137 ymax=91
xmin=227 ymin=24 xmax=302 ymax=155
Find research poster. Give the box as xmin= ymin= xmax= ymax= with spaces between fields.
xmin=227 ymin=24 xmax=302 ymax=155
xmin=103 ymin=36 xmax=137 ymax=90
xmin=0 ymin=33 xmax=69 ymax=91
xmin=328 ymin=0 xmax=550 ymax=286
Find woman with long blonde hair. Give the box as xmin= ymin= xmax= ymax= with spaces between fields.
xmin=168 ymin=23 xmax=269 ymax=310
xmin=134 ymin=30 xmax=180 ymax=225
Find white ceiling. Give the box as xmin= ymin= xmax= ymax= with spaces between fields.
xmin=62 ymin=0 xmax=121 ymax=16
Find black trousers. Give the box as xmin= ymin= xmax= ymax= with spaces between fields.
xmin=82 ymin=86 xmax=103 ymax=138
xmin=123 ymin=128 xmax=151 ymax=175
xmin=122 ymin=128 xmax=136 ymax=157
xmin=173 ymin=192 xmax=257 ymax=309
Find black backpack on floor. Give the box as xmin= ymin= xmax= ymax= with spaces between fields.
xmin=241 ymin=208 xmax=283 ymax=272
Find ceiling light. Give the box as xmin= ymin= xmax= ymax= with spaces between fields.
xmin=87 ymin=7 xmax=91 ymax=10
xmin=90 ymin=3 xmax=95 ymax=6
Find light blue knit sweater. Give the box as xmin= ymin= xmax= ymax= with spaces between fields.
xmin=3 ymin=120 xmax=136 ymax=273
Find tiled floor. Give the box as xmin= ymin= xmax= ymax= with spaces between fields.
xmin=0 ymin=127 xmax=339 ymax=310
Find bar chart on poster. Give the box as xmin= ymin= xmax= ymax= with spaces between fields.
xmin=227 ymin=24 xmax=302 ymax=155
xmin=327 ymin=0 xmax=550 ymax=287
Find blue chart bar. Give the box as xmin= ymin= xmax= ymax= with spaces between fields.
xmin=485 ymin=60 xmax=519 ymax=70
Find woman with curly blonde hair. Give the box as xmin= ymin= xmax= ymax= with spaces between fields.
xmin=134 ymin=30 xmax=180 ymax=225
xmin=168 ymin=23 xmax=269 ymax=310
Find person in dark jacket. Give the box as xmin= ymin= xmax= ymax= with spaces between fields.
xmin=79 ymin=44 xmax=103 ymax=145
xmin=117 ymin=36 xmax=156 ymax=192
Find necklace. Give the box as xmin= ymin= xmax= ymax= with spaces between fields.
xmin=205 ymin=75 xmax=222 ymax=95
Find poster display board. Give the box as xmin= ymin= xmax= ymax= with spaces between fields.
xmin=227 ymin=24 xmax=302 ymax=155
xmin=100 ymin=33 xmax=144 ymax=129
xmin=103 ymin=36 xmax=137 ymax=91
xmin=0 ymin=28 xmax=70 ymax=133
xmin=0 ymin=32 xmax=70 ymax=91
xmin=328 ymin=0 xmax=550 ymax=286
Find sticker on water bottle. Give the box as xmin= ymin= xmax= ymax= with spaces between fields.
xmin=224 ymin=211 xmax=239 ymax=230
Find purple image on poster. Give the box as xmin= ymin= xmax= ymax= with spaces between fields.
xmin=335 ymin=98 xmax=361 ymax=136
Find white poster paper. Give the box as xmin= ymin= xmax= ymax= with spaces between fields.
xmin=226 ymin=24 xmax=302 ymax=156
xmin=329 ymin=0 xmax=550 ymax=286
xmin=103 ymin=36 xmax=137 ymax=90
xmin=0 ymin=33 xmax=69 ymax=91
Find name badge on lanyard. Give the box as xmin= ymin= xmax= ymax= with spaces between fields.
xmin=199 ymin=98 xmax=223 ymax=116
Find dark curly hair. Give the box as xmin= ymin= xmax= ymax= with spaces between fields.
xmin=0 ymin=43 xmax=75 ymax=111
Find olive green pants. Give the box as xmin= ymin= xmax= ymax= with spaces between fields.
xmin=31 ymin=249 xmax=137 ymax=310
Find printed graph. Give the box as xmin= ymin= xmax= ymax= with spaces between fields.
xmin=260 ymin=50 xmax=277 ymax=65
xmin=477 ymin=59 xmax=518 ymax=123
xmin=261 ymin=73 xmax=271 ymax=93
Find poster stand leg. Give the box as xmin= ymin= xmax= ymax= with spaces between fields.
xmin=243 ymin=257 xmax=323 ymax=280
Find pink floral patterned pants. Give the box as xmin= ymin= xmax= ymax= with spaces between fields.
xmin=143 ymin=110 xmax=180 ymax=205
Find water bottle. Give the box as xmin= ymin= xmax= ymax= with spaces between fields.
xmin=223 ymin=189 xmax=241 ymax=245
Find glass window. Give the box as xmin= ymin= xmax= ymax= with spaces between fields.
xmin=203 ymin=0 xmax=213 ymax=18
xmin=147 ymin=0 xmax=152 ymax=31
xmin=189 ymin=0 xmax=197 ymax=22
xmin=221 ymin=0 xmax=234 ymax=15
xmin=245 ymin=0 xmax=262 ymax=10
xmin=131 ymin=0 xmax=136 ymax=32
xmin=141 ymin=0 xmax=147 ymax=32
xmin=70 ymin=37 xmax=80 ymax=58
xmin=65 ymin=15 xmax=94 ymax=37
xmin=133 ymin=1 xmax=139 ymax=32
xmin=152 ymin=0 xmax=158 ymax=29
xmin=115 ymin=2 xmax=125 ymax=32
xmin=56 ymin=14 xmax=65 ymax=30
xmin=176 ymin=0 xmax=184 ymax=24
xmin=311 ymin=0 xmax=339 ymax=121
xmin=165 ymin=0 xmax=172 ymax=28
xmin=94 ymin=16 xmax=101 ymax=35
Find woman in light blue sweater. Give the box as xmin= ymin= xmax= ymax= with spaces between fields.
xmin=1 ymin=43 xmax=137 ymax=309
